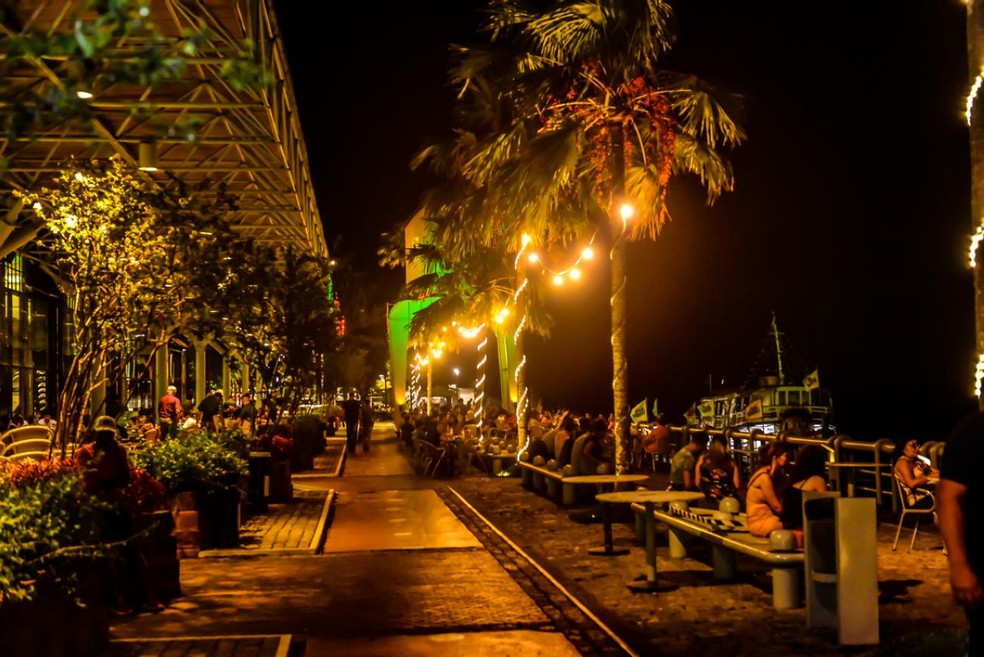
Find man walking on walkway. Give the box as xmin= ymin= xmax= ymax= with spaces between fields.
xmin=340 ymin=393 xmax=362 ymax=455
xmin=158 ymin=385 xmax=184 ymax=440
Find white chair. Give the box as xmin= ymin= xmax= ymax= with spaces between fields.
xmin=892 ymin=475 xmax=937 ymax=551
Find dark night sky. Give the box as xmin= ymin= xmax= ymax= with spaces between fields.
xmin=275 ymin=2 xmax=977 ymax=441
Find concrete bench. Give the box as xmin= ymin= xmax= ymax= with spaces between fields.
xmin=632 ymin=502 xmax=805 ymax=610
xmin=517 ymin=460 xmax=579 ymax=504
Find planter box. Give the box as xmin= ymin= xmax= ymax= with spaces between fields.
xmin=171 ymin=489 xmax=241 ymax=553
xmin=268 ymin=459 xmax=293 ymax=504
xmin=132 ymin=510 xmax=181 ymax=600
xmin=0 ymin=577 xmax=109 ymax=657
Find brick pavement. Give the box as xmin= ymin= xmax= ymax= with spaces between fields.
xmin=104 ymin=428 xmax=969 ymax=657
xmin=449 ymin=471 xmax=968 ymax=657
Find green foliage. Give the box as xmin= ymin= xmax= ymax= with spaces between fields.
xmin=130 ymin=430 xmax=248 ymax=496
xmin=0 ymin=460 xmax=108 ymax=604
xmin=0 ymin=0 xmax=269 ymax=141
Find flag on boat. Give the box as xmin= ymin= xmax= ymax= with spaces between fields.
xmin=683 ymin=402 xmax=697 ymax=424
xmin=630 ymin=399 xmax=649 ymax=423
xmin=745 ymin=398 xmax=764 ymax=421
xmin=698 ymin=400 xmax=715 ymax=419
xmin=803 ymin=369 xmax=820 ymax=391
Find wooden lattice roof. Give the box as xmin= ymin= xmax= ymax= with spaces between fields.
xmin=0 ymin=0 xmax=326 ymax=257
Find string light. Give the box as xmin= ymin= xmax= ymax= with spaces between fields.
xmin=473 ymin=328 xmax=488 ymax=435
xmin=968 ymin=70 xmax=984 ymax=126
xmin=525 ymin=231 xmax=599 ymax=285
xmin=513 ymin=315 xmax=527 ymax=342
xmin=976 ymin=353 xmax=984 ymax=397
xmin=970 ymin=224 xmax=984 ymax=267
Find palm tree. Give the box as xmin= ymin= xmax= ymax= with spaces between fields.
xmin=451 ymin=0 xmax=745 ymax=472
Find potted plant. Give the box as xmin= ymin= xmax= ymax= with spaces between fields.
xmin=131 ymin=430 xmax=248 ymax=551
xmin=0 ymin=459 xmax=111 ymax=657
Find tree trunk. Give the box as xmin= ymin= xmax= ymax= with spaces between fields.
xmin=515 ymin=244 xmax=529 ymax=454
xmin=969 ymin=1 xmax=984 ymax=409
xmin=609 ymin=124 xmax=631 ymax=474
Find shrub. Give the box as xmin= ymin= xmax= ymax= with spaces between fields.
xmin=0 ymin=460 xmax=109 ymax=604
xmin=130 ymin=430 xmax=248 ymax=496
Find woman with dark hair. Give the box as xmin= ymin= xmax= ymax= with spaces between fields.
xmin=894 ymin=437 xmax=938 ymax=507
xmin=694 ymin=436 xmax=741 ymax=506
xmin=745 ymin=442 xmax=789 ymax=537
xmin=780 ymin=444 xmax=829 ymax=532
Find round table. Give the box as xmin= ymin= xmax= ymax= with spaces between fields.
xmin=594 ymin=489 xmax=706 ymax=593
xmin=563 ymin=474 xmax=650 ymax=532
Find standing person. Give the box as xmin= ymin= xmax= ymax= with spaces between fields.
xmin=358 ymin=401 xmax=375 ymax=453
xmin=340 ymin=393 xmax=362 ymax=455
xmin=196 ymin=389 xmax=223 ymax=432
xmin=157 ymin=385 xmax=184 ymax=440
xmin=236 ymin=392 xmax=258 ymax=438
xmin=939 ymin=412 xmax=984 ymax=655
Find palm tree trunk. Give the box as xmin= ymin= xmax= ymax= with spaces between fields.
xmin=515 ymin=248 xmax=529 ymax=454
xmin=969 ymin=2 xmax=984 ymax=409
xmin=609 ymin=124 xmax=631 ymax=474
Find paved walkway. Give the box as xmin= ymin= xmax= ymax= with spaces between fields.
xmin=106 ymin=422 xmax=583 ymax=657
xmin=104 ymin=424 xmax=968 ymax=657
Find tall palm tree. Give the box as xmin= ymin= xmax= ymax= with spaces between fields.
xmin=452 ymin=0 xmax=745 ymax=472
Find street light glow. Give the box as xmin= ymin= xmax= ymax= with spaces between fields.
xmin=620 ymin=203 xmax=634 ymax=222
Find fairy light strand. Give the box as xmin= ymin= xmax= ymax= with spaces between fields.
xmin=971 ymin=224 xmax=984 ymax=267
xmin=967 ymin=71 xmax=984 ymax=126
xmin=976 ymin=353 xmax=984 ymax=397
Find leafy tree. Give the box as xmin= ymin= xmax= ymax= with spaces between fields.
xmin=448 ymin=0 xmax=745 ymax=471
xmin=23 ymin=157 xmax=174 ymax=449
xmin=0 ymin=0 xmax=269 ymax=146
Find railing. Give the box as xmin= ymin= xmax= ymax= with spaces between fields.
xmin=633 ymin=423 xmax=946 ymax=509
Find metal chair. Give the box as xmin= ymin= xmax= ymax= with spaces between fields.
xmin=0 ymin=425 xmax=54 ymax=448
xmin=1 ymin=437 xmax=52 ymax=458
xmin=412 ymin=438 xmax=449 ymax=478
xmin=892 ymin=475 xmax=937 ymax=551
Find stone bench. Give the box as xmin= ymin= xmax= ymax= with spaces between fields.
xmin=632 ymin=501 xmax=805 ymax=610
xmin=517 ymin=460 xmax=580 ymax=504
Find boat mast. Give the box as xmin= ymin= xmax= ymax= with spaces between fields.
xmin=771 ymin=312 xmax=786 ymax=384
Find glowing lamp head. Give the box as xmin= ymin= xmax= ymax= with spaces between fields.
xmin=569 ymin=268 xmax=581 ymax=280
xmin=528 ymin=252 xmax=539 ymax=264
xmin=620 ymin=203 xmax=634 ymax=222
xmin=581 ymin=247 xmax=594 ymax=261
xmin=552 ymin=274 xmax=564 ymax=286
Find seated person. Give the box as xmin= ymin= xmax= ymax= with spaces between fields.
xmin=894 ymin=437 xmax=938 ymax=507
xmin=668 ymin=432 xmax=708 ymax=491
xmin=745 ymin=443 xmax=788 ymax=537
xmin=553 ymin=414 xmax=578 ymax=464
xmin=643 ymin=413 xmax=673 ymax=458
xmin=780 ymin=444 xmax=829 ymax=546
xmin=694 ymin=436 xmax=741 ymax=506
xmin=579 ymin=418 xmax=613 ymax=475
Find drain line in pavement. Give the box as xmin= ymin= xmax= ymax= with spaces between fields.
xmin=446 ymin=486 xmax=640 ymax=657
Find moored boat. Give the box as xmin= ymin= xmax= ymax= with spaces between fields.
xmin=686 ymin=314 xmax=834 ymax=436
